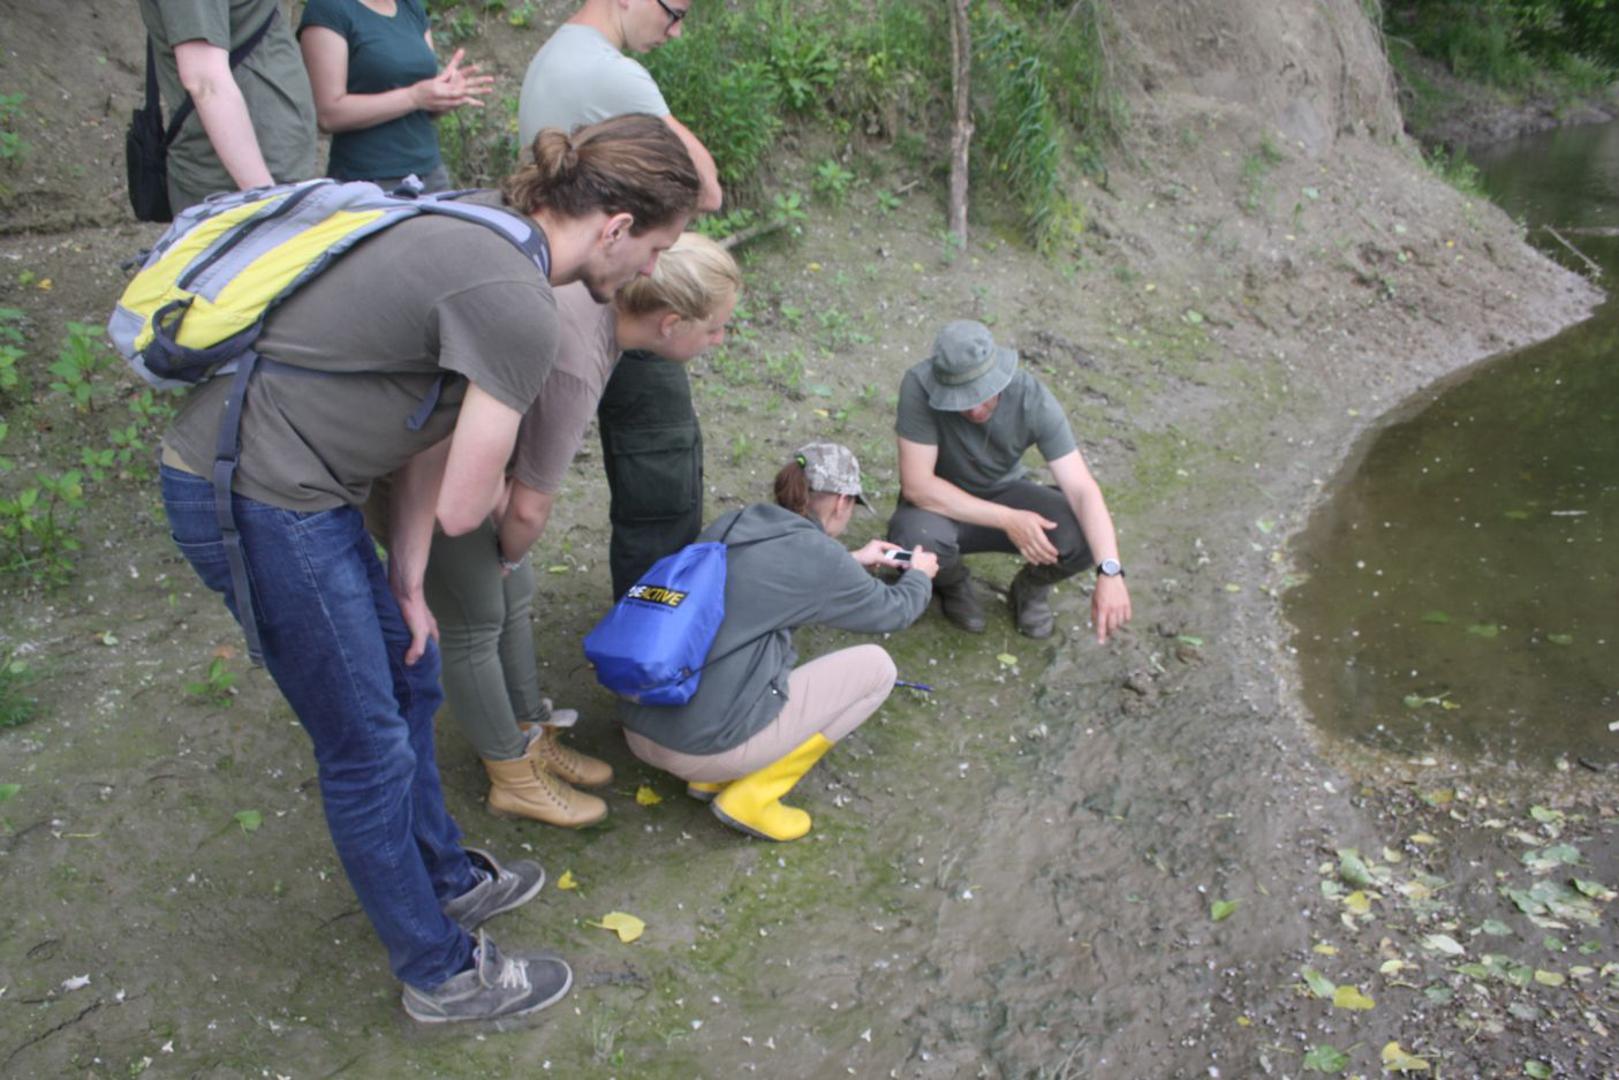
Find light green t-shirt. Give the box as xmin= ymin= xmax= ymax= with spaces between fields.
xmin=137 ymin=0 xmax=316 ymax=207
xmin=517 ymin=23 xmax=669 ymax=146
xmin=894 ymin=365 xmax=1077 ymax=496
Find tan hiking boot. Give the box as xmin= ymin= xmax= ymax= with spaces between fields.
xmin=522 ymin=724 xmax=613 ymax=788
xmin=483 ymin=754 xmax=607 ymax=829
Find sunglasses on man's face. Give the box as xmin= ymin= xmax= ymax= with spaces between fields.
xmin=655 ymin=0 xmax=688 ymax=27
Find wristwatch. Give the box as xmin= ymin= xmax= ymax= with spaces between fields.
xmin=1096 ymin=558 xmax=1124 ymax=578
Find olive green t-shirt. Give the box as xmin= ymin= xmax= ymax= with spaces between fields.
xmin=137 ymin=0 xmax=317 ymax=204
xmin=165 ymin=202 xmax=559 ymax=512
xmin=894 ymin=365 xmax=1077 ymax=496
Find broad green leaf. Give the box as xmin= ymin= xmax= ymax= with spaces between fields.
xmin=1573 ymin=878 xmax=1615 ymax=901
xmin=1522 ymin=844 xmax=1580 ymax=873
xmin=1503 ymin=509 xmax=1531 ymax=520
xmin=1529 ymin=805 xmax=1564 ymax=825
xmin=1525 ymin=1062 xmax=1552 ymax=1079
xmin=1183 ymin=309 xmax=1204 ymax=325
xmin=1302 ymin=1044 xmax=1348 ymax=1073
xmin=1420 ymin=611 xmax=1451 ymax=624
xmin=1479 ymin=919 xmax=1513 ymax=936
xmin=1332 ymin=985 xmax=1375 ymax=1011
xmin=1533 ymin=969 xmax=1565 ymax=987
xmin=1421 ymin=933 xmax=1464 ymax=956
xmin=1210 ymin=899 xmax=1239 ymax=922
xmin=996 ymin=653 xmax=1018 ymax=667
xmin=234 ymin=809 xmax=262 ymax=834
xmin=0 ymin=783 xmax=19 ymax=802
xmin=1338 ymin=848 xmax=1373 ymax=888
xmin=1176 ymin=634 xmax=1204 ymax=647
xmin=1466 ymin=623 xmax=1500 ymax=639
xmin=1301 ymin=966 xmax=1336 ymax=999
xmin=1547 ymin=633 xmax=1574 ymax=646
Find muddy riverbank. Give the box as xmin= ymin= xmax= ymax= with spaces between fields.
xmin=2 ymin=1 xmax=1615 ymax=1076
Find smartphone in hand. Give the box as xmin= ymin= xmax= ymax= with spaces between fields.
xmin=890 ymin=549 xmax=913 ymax=564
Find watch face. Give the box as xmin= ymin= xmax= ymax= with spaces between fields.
xmin=1099 ymin=558 xmax=1122 ymax=577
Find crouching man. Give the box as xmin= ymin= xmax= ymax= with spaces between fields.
xmin=888 ymin=319 xmax=1133 ymax=641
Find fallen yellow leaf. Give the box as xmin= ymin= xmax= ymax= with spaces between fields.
xmin=635 ymin=785 xmax=663 ymax=806
xmin=1410 ymin=833 xmax=1438 ymax=845
xmin=1332 ymin=985 xmax=1375 ymax=1011
xmin=1313 ymin=943 xmax=1339 ymax=956
xmin=1343 ymin=890 xmax=1373 ymax=915
xmin=589 ymin=911 xmax=645 ymax=943
xmin=807 ymin=262 xmax=822 ymax=273
xmin=37 ymin=278 xmax=53 ymax=291
xmin=1534 ymin=969 xmax=1565 ymax=987
xmin=557 ymin=869 xmax=578 ymax=891
xmin=1380 ymin=1042 xmax=1430 ymax=1072
xmin=1379 ymin=959 xmax=1407 ymax=976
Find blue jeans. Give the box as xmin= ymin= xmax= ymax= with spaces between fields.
xmin=161 ymin=465 xmax=476 ymax=989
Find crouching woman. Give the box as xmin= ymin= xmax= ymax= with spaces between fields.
xmin=621 ymin=442 xmax=938 ymax=841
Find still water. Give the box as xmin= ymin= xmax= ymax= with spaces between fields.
xmin=1286 ymin=121 xmax=1619 ymax=766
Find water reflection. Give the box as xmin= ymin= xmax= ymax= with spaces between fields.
xmin=1287 ymin=121 xmax=1619 ymax=766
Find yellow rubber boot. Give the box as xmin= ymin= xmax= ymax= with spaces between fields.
xmin=483 ymin=754 xmax=607 ymax=828
xmin=711 ymin=734 xmax=835 ymax=842
xmin=686 ymin=781 xmax=726 ymax=802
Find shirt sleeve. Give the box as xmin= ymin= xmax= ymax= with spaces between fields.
xmin=1028 ymin=379 xmax=1078 ymax=461
xmin=297 ymin=0 xmax=352 ymax=38
xmin=431 ymin=281 xmax=558 ymax=414
xmin=156 ymin=0 xmax=232 ymax=48
xmin=597 ymin=57 xmax=670 ymax=117
xmin=510 ymin=370 xmax=600 ymax=494
xmin=893 ymin=369 xmax=939 ymax=445
xmin=802 ymin=536 xmax=932 ymax=635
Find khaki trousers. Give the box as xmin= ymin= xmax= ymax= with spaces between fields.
xmin=625 ymin=644 xmax=896 ymax=782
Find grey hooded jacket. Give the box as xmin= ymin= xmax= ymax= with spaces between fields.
xmin=619 ymin=503 xmax=932 ymax=756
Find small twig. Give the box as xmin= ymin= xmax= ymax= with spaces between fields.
xmin=1542 ymin=224 xmax=1604 ymax=278
xmin=718 ymin=218 xmax=788 ymax=251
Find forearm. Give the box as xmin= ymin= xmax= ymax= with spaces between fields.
xmin=496 ymin=486 xmax=555 ymax=563
xmin=316 ymin=85 xmax=425 ymax=133
xmin=1064 ymin=484 xmax=1121 ymax=565
xmin=389 ymin=439 xmax=451 ymax=599
xmin=903 ymin=473 xmax=1016 ymax=531
xmin=190 ymin=76 xmax=274 ymax=189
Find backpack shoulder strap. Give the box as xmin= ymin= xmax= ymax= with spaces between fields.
xmin=413 ymin=195 xmax=552 ymax=278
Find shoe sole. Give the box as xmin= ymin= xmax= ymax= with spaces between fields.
xmin=710 ymin=800 xmax=805 ymax=842
xmin=403 ymin=959 xmax=574 ymax=1025
xmin=488 ymin=804 xmax=608 ymax=828
xmin=686 ymin=784 xmax=722 ymax=803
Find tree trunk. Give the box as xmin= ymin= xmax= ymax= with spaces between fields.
xmin=947 ymin=0 xmax=973 ymax=247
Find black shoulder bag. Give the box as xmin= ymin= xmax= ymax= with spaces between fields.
xmin=126 ymin=10 xmax=279 ymax=223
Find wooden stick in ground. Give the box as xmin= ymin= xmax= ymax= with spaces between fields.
xmin=718 ymin=217 xmax=788 ymax=251
xmin=1543 ymin=224 xmax=1605 ymax=278
xmin=947 ymin=0 xmax=973 ymax=247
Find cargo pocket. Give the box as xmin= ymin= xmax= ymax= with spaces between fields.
xmin=602 ymin=422 xmax=703 ymax=523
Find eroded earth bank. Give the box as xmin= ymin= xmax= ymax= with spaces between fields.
xmin=1 ymin=1 xmax=1614 ymax=1076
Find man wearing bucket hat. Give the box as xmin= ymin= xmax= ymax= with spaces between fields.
xmin=889 ymin=319 xmax=1132 ymax=641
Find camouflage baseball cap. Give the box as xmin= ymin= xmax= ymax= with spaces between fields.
xmin=795 ymin=441 xmax=873 ymax=509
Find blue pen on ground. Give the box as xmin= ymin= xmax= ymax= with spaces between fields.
xmin=894 ymin=679 xmax=933 ymax=693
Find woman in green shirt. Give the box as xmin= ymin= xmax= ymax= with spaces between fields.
xmin=298 ymin=0 xmax=493 ymax=191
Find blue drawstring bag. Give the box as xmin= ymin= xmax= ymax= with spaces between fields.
xmin=584 ymin=540 xmax=730 ymax=705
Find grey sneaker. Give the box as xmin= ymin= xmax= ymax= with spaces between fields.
xmin=443 ymin=848 xmax=545 ymax=932
xmin=402 ymin=933 xmax=572 ymax=1024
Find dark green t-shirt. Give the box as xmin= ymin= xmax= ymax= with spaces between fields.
xmin=137 ymin=0 xmax=316 ymax=204
xmin=165 ymin=198 xmax=558 ymax=512
xmin=298 ymin=0 xmax=442 ymax=180
xmin=894 ymin=365 xmax=1078 ymax=496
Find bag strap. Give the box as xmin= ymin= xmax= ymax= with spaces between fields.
xmin=162 ymin=8 xmax=280 ymax=146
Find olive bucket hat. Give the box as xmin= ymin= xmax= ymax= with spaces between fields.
xmin=796 ymin=441 xmax=873 ymax=510
xmin=917 ymin=319 xmax=1018 ymax=412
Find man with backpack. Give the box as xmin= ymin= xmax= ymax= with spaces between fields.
xmin=135 ymin=115 xmax=701 ymax=1023
xmin=136 ymin=0 xmax=317 ymax=213
xmin=518 ymin=0 xmax=724 ymax=598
